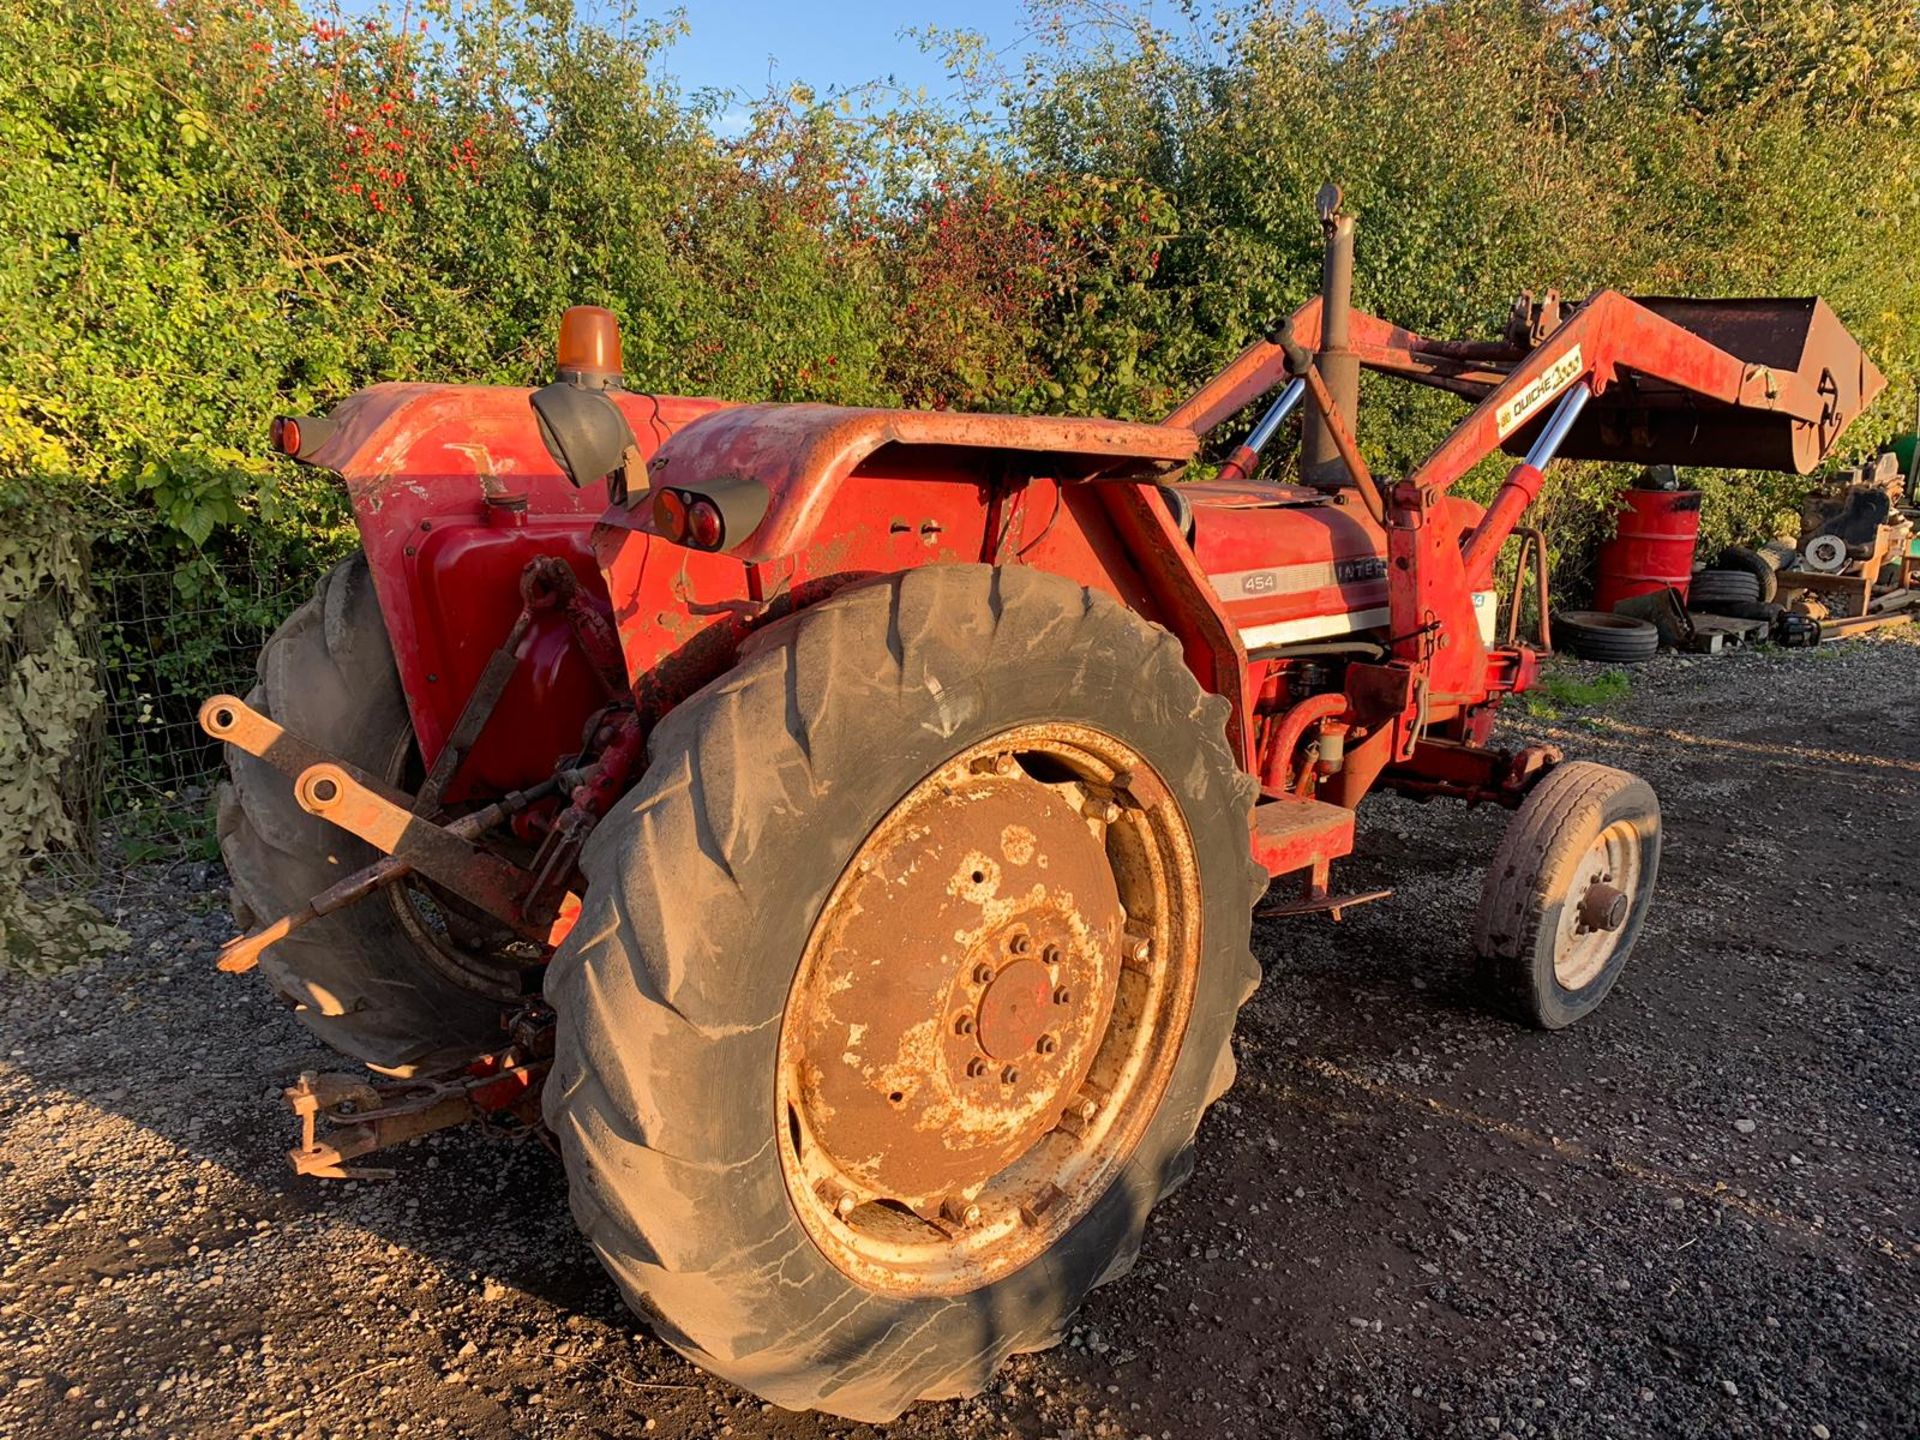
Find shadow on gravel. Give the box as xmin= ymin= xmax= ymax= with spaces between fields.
xmin=5 ymin=649 xmax=1918 ymax=1440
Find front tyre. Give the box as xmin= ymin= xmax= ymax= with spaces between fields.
xmin=1473 ymin=761 xmax=1662 ymax=1029
xmin=542 ymin=565 xmax=1263 ymax=1420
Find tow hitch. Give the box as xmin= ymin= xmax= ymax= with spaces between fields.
xmin=284 ymin=1008 xmax=555 ymax=1179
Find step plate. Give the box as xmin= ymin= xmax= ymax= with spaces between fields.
xmin=1249 ymin=794 xmax=1356 ymax=878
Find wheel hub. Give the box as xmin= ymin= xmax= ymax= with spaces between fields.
xmin=1553 ymin=820 xmax=1643 ymax=989
xmin=788 ymin=766 xmax=1123 ymax=1211
xmin=777 ymin=724 xmax=1202 ymax=1296
xmin=974 ymin=957 xmax=1054 ymax=1062
xmin=1577 ymin=881 xmax=1629 ymax=933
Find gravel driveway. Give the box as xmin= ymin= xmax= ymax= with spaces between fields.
xmin=3 ymin=635 xmax=1916 ymax=1440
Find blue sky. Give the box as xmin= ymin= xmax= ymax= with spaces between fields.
xmin=634 ymin=0 xmax=1031 ymax=102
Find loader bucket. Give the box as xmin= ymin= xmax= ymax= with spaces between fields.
xmin=1530 ymin=297 xmax=1885 ymax=474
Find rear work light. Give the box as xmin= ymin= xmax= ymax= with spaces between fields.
xmin=648 ymin=475 xmax=772 ymax=553
xmin=270 ymin=414 xmax=336 ymax=463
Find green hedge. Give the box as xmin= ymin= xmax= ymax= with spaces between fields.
xmin=7 ymin=0 xmax=1914 ymax=574
xmin=2 ymin=0 xmax=1915 ymax=965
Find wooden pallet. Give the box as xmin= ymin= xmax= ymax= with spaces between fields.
xmin=1681 ymin=612 xmax=1771 ymax=653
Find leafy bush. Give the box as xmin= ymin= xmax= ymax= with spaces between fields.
xmin=2 ymin=0 xmax=1916 ymax=968
xmin=992 ymin=0 xmax=1919 ymax=558
xmin=0 ymin=428 xmax=123 ymax=971
xmin=8 ymin=0 xmax=1913 ymax=573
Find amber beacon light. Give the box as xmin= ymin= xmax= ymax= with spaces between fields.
xmin=556 ymin=306 xmax=624 ymax=390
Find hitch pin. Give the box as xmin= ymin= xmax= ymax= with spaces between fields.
xmin=1216 ymin=377 xmax=1306 ymax=482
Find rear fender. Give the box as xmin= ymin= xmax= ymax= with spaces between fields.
xmin=641 ymin=403 xmax=1198 ymax=563
xmin=595 ymin=404 xmax=1258 ymax=766
xmin=303 ymin=383 xmax=727 ymax=796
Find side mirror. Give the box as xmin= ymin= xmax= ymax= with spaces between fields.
xmin=530 ymin=382 xmax=637 ymax=496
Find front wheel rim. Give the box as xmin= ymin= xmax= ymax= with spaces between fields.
xmin=1552 ymin=818 xmax=1643 ymax=991
xmin=777 ymin=724 xmax=1203 ymax=1297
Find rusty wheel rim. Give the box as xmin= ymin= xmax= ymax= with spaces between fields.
xmin=777 ymin=724 xmax=1203 ymax=1297
xmin=1553 ymin=818 xmax=1642 ymax=991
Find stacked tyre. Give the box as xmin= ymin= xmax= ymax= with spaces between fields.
xmin=1554 ymin=611 xmax=1660 ymax=663
xmin=1710 ymin=545 xmax=1780 ymax=603
xmin=1686 ymin=567 xmax=1763 ymax=612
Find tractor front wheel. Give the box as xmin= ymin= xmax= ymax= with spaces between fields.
xmin=1473 ymin=761 xmax=1662 ymax=1028
xmin=542 ymin=565 xmax=1263 ymax=1421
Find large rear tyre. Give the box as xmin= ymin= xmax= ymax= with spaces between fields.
xmin=217 ymin=554 xmax=507 ymax=1072
xmin=543 ymin=565 xmax=1263 ymax=1421
xmin=1473 ymin=761 xmax=1661 ymax=1029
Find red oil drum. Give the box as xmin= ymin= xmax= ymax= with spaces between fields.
xmin=1593 ymin=487 xmax=1703 ymax=610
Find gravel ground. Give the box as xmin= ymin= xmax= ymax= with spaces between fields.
xmin=3 ymin=634 xmax=1916 ymax=1440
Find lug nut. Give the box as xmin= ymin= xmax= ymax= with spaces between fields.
xmin=966 ymin=1058 xmax=989 ymax=1078
xmin=973 ymin=962 xmax=996 ymax=985
xmin=953 ymin=1014 xmax=975 ymax=1036
xmin=1000 ymin=1064 xmax=1020 ymax=1085
xmin=1098 ymin=800 xmax=1122 ymax=824
xmin=1052 ymin=985 xmax=1071 ymax=1005
xmin=1056 ymin=1096 xmax=1098 ymax=1137
xmin=941 ymin=1196 xmax=983 ymax=1227
xmin=993 ymin=753 xmax=1018 ymax=777
xmin=1019 ymin=1181 xmax=1064 ymax=1227
xmin=1008 ymin=932 xmax=1031 ymax=955
xmin=835 ymin=1192 xmax=858 ymax=1219
xmin=1042 ymin=943 xmax=1062 ymax=967
xmin=1036 ymin=1034 xmax=1058 ymax=1055
xmin=1127 ymin=935 xmax=1152 ymax=966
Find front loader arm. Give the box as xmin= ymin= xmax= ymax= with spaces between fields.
xmin=1168 ymin=279 xmax=1883 ymax=707
xmin=1385 ymin=292 xmax=1800 ymax=701
xmin=1171 ymin=287 xmax=1879 ymax=472
xmin=1410 ymin=289 xmax=1836 ymax=501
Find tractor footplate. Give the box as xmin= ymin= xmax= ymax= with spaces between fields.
xmin=1257 ymin=886 xmax=1392 ymax=920
xmin=1255 ymin=853 xmax=1390 ymax=922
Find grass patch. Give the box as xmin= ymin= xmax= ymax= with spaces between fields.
xmin=1523 ymin=668 xmax=1631 ymax=720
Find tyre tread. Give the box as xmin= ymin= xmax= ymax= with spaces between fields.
xmin=544 ymin=565 xmax=1263 ymax=1419
xmin=217 ymin=554 xmax=501 ymax=1069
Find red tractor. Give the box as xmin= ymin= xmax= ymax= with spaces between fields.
xmin=203 ymin=189 xmax=1881 ymax=1419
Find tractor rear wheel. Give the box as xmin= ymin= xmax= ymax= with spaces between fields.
xmin=543 ymin=565 xmax=1263 ymax=1421
xmin=217 ymin=554 xmax=507 ymax=1073
xmin=1473 ymin=761 xmax=1661 ymax=1029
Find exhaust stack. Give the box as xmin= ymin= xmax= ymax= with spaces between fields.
xmin=1300 ymin=183 xmax=1361 ymax=488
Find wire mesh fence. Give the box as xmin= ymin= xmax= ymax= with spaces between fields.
xmin=93 ymin=564 xmax=310 ymax=900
